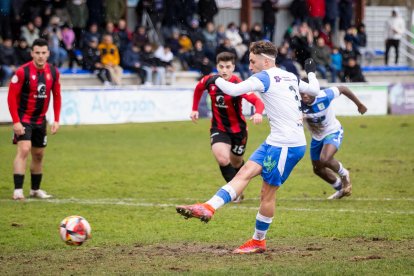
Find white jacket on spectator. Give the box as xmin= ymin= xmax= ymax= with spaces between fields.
xmin=385 ymin=9 xmax=405 ymax=40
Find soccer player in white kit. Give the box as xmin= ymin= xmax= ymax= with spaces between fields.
xmin=176 ymin=41 xmax=320 ymax=254
xmin=300 ymin=86 xmax=367 ymax=199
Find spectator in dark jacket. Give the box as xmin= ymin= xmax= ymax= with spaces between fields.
xmin=140 ymin=43 xmax=165 ymax=85
xmin=261 ymin=0 xmax=278 ymax=42
xmin=82 ymin=37 xmax=112 ymax=85
xmin=276 ymin=44 xmax=299 ymax=77
xmin=81 ymin=23 xmax=101 ymax=50
xmin=250 ymin=22 xmax=264 ymax=42
xmin=122 ymin=44 xmax=146 ymax=84
xmin=342 ymin=57 xmax=366 ymax=82
xmin=189 ymin=40 xmax=214 ymax=76
xmin=289 ymin=0 xmax=309 ymax=25
xmin=197 ymin=0 xmax=218 ymax=28
xmin=14 ymin=38 xmax=32 ymax=66
xmin=0 ymin=38 xmax=17 ymax=86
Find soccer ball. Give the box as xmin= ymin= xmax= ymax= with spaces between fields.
xmin=59 ymin=215 xmax=91 ymax=245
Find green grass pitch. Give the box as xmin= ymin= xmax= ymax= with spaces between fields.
xmin=0 ymin=115 xmax=413 ymax=275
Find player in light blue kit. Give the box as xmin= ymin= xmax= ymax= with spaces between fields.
xmin=176 ymin=41 xmax=320 ymax=254
xmin=300 ymin=86 xmax=367 ymax=199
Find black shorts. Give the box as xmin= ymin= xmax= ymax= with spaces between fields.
xmin=210 ymin=128 xmax=248 ymax=156
xmin=13 ymin=121 xmax=47 ymax=148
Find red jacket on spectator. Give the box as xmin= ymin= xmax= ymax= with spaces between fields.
xmin=306 ymin=0 xmax=325 ymax=18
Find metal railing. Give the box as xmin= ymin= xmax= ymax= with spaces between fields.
xmin=402 ymin=29 xmax=414 ymax=65
xmin=140 ymin=9 xmax=163 ymax=45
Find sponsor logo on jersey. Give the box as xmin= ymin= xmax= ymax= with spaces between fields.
xmin=35 ymin=83 xmax=47 ymax=99
xmin=215 ymin=95 xmax=228 ymax=108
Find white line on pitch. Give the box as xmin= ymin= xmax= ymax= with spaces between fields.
xmin=3 ymin=198 xmax=412 ymax=215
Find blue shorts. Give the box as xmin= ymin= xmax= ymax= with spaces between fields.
xmin=249 ymin=142 xmax=306 ymax=186
xmin=310 ymin=129 xmax=344 ymax=161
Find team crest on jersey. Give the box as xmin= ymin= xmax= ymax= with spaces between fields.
xmin=46 ymin=74 xmax=51 ymax=81
xmin=317 ymin=103 xmax=325 ymax=110
xmin=11 ymin=75 xmax=18 ymax=83
xmin=32 ymin=75 xmax=36 ymax=80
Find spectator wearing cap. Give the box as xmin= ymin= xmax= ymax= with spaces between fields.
xmin=98 ymin=34 xmax=123 ymax=85
xmin=83 ymin=36 xmax=112 ymax=85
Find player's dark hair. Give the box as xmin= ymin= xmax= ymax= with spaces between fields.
xmin=249 ymin=40 xmax=277 ymax=59
xmin=31 ymin=38 xmax=49 ymax=50
xmin=216 ymin=52 xmax=236 ymax=64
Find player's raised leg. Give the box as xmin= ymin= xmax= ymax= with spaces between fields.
xmin=176 ymin=160 xmax=262 ymax=222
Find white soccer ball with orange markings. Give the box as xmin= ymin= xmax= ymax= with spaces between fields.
xmin=59 ymin=215 xmax=91 ymax=246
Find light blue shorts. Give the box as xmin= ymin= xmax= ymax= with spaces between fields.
xmin=310 ymin=129 xmax=344 ymax=161
xmin=249 ymin=142 xmax=306 ymax=186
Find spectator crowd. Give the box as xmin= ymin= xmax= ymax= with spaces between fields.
xmin=0 ymin=0 xmax=371 ymax=87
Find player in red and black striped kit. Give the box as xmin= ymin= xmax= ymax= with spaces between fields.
xmin=191 ymin=52 xmax=264 ymax=202
xmin=7 ymin=38 xmax=62 ymax=200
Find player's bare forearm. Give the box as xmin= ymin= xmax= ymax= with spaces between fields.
xmin=338 ymin=86 xmax=368 ymax=114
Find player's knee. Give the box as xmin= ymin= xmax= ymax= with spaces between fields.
xmin=32 ymin=152 xmax=44 ymax=163
xmin=17 ymin=146 xmax=31 ymax=158
xmin=319 ymin=156 xmax=333 ymax=167
xmin=216 ymin=156 xmax=230 ymax=166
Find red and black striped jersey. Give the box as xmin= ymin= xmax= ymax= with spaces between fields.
xmin=192 ymin=74 xmax=264 ymax=133
xmin=8 ymin=61 xmax=61 ymax=125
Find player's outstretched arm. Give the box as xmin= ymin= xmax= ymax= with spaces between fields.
xmin=338 ymin=86 xmax=368 ymax=114
xmin=215 ymin=77 xmax=262 ymax=97
xmin=298 ymin=58 xmax=320 ymax=96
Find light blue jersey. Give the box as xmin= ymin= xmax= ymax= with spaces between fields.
xmin=301 ymin=87 xmax=342 ymax=141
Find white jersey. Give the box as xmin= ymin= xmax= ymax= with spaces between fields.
xmin=215 ymin=67 xmax=320 ymax=147
xmin=301 ymin=87 xmax=342 ymax=141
